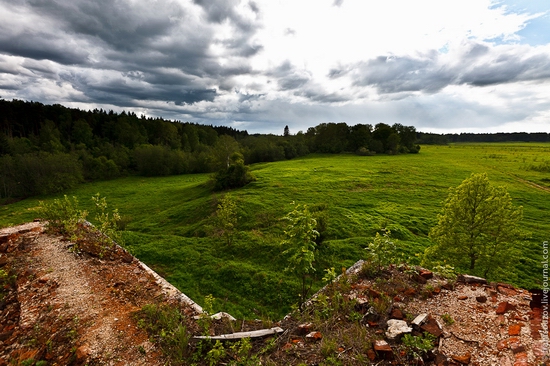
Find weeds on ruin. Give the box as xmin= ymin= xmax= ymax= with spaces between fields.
xmin=137 ymin=303 xmax=192 ymax=362
xmin=441 ymin=313 xmax=455 ymax=325
xmin=37 ymin=195 xmax=87 ymax=238
xmin=36 ymin=194 xmax=124 ymax=258
xmin=401 ymin=332 xmax=436 ymax=361
xmin=431 ymin=264 xmax=457 ymax=281
xmin=364 ymin=229 xmax=398 ymax=274
xmin=91 ymin=193 xmax=123 ymax=246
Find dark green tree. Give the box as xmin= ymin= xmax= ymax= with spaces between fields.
xmin=212 ymin=152 xmax=255 ymax=191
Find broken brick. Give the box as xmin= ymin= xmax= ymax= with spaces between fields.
xmin=419 ymin=269 xmax=434 ymax=279
xmin=508 ymin=323 xmax=522 ymax=336
xmin=420 ymin=315 xmax=443 ymax=338
xmin=390 ymin=308 xmax=404 ymax=320
xmin=373 ymin=340 xmax=392 ymax=352
xmin=451 ymin=353 xmax=471 ymax=365
xmin=496 ymin=301 xmax=515 ymax=315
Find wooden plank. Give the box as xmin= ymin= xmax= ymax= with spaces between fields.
xmin=192 ymin=327 xmax=284 ymax=341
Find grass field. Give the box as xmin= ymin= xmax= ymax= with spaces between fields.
xmin=1 ymin=143 xmax=549 ymax=319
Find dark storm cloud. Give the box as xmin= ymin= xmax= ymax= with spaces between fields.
xmin=192 ymin=0 xmax=261 ymax=33
xmin=26 ymin=0 xmax=184 ymax=53
xmin=268 ymin=61 xmax=312 ymax=91
xmin=0 ymin=28 xmax=89 ymax=65
xmin=0 ymin=0 xmax=261 ymax=106
xmin=348 ymin=41 xmax=550 ymax=94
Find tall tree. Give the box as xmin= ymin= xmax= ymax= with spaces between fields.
xmin=426 ymin=173 xmax=522 ymax=279
xmin=212 ymin=135 xmax=240 ymax=169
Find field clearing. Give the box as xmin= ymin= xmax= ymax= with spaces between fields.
xmin=1 ymin=143 xmax=549 ymax=318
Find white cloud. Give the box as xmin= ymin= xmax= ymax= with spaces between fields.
xmin=0 ymin=0 xmax=549 ymax=133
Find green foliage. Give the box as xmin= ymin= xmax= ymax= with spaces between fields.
xmin=82 ymin=156 xmax=120 ymax=181
xmin=431 ymin=264 xmax=457 ymax=281
xmin=0 ymin=152 xmax=83 ymax=199
xmin=137 ymin=303 xmax=191 ymax=362
xmin=216 ymin=195 xmax=238 ymax=245
xmin=212 ymin=135 xmax=241 ymax=170
xmin=401 ymin=332 xmax=436 ymax=360
xmin=282 ymin=203 xmax=320 ymax=310
xmin=365 ymin=229 xmax=397 ymax=272
xmin=441 ymin=313 xmax=455 ymax=325
xmin=91 ymin=193 xmax=123 ymax=246
xmin=134 ymin=144 xmax=188 ymax=176
xmin=37 ymin=195 xmax=88 ymax=236
xmin=206 ymin=340 xmax=226 ymax=366
xmin=36 ymin=194 xmax=124 ymax=257
xmin=427 ymin=172 xmax=523 ymax=279
xmin=322 ymin=267 xmax=338 ymax=285
xmin=212 ymin=152 xmax=255 ymax=191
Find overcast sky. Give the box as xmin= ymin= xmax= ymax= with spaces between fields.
xmin=1 ymin=0 xmax=549 ymax=134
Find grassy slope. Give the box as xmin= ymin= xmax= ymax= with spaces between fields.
xmin=1 ymin=143 xmax=549 ymax=318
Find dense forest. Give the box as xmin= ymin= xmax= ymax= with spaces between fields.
xmin=417 ymin=131 xmax=550 ymax=144
xmin=0 ymin=99 xmax=420 ymax=199
xmin=4 ymin=99 xmax=547 ymax=200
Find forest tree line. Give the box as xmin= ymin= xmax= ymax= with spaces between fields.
xmin=417 ymin=131 xmax=550 ymax=144
xmin=0 ymin=99 xmax=421 ymax=198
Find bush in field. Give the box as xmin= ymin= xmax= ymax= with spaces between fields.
xmin=212 ymin=152 xmax=255 ymax=191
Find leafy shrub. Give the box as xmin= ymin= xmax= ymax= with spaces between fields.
xmin=365 ymin=229 xmax=397 ymax=272
xmin=212 ymin=152 xmax=255 ymax=191
xmin=91 ymin=193 xmax=123 ymax=247
xmin=37 ymin=194 xmax=124 ymax=257
xmin=37 ymin=195 xmax=88 ymax=237
xmin=431 ymin=264 xmax=457 ymax=281
xmin=401 ymin=332 xmax=436 ymax=360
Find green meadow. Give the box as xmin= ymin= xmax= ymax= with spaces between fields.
xmin=1 ymin=143 xmax=549 ymax=318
